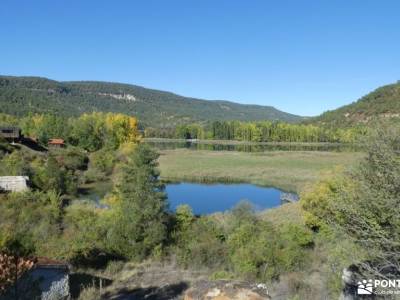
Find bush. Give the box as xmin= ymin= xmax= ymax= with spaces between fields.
xmin=175 ymin=217 xmax=228 ymax=269
xmin=83 ymin=168 xmax=108 ymax=183
xmin=228 ymin=220 xmax=281 ymax=280
xmin=174 ymin=204 xmax=195 ymax=238
xmin=90 ymin=148 xmax=116 ymax=175
xmin=301 ymin=123 xmax=400 ymax=279
xmin=61 ymin=203 xmax=108 ymax=262
xmin=53 ymin=147 xmax=88 ymax=171
xmin=173 ymin=201 xmax=315 ymax=281
xmin=0 ymin=191 xmax=62 ymax=257
xmin=0 ymin=151 xmax=33 ymax=176
xmin=278 ymin=224 xmax=313 ymax=271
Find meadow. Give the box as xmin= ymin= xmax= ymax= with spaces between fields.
xmin=158 ymin=149 xmax=363 ymax=192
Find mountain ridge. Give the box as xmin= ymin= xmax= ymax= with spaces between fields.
xmin=0 ymin=75 xmax=304 ymax=127
xmin=308 ymin=81 xmax=400 ymax=127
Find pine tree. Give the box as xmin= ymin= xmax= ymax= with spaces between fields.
xmin=109 ymin=144 xmax=167 ymax=260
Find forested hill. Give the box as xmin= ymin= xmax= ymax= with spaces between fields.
xmin=308 ymin=81 xmax=400 ymax=127
xmin=0 ymin=76 xmax=303 ymax=127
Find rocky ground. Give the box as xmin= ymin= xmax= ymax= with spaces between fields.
xmin=73 ymin=261 xmax=327 ymax=300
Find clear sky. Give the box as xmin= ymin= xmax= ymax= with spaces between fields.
xmin=1 ymin=1 xmax=399 ymax=116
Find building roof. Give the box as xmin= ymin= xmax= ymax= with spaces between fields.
xmin=0 ymin=127 xmax=21 ymax=138
xmin=0 ymin=176 xmax=29 ymax=181
xmin=0 ymin=126 xmax=20 ymax=130
xmin=48 ymin=138 xmax=65 ymax=145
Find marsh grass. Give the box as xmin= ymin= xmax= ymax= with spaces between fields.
xmin=158 ymin=149 xmax=362 ymax=192
xmin=261 ymin=202 xmax=305 ymax=226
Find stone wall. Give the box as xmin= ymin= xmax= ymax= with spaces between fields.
xmin=30 ymin=267 xmax=70 ymax=300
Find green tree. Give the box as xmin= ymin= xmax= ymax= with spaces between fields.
xmin=32 ymin=156 xmax=65 ymax=194
xmin=69 ymin=113 xmax=106 ymax=151
xmin=0 ymin=151 xmax=32 ymax=176
xmin=175 ymin=204 xmax=195 ymax=234
xmin=108 ymin=144 xmax=167 ymax=260
xmin=20 ymin=114 xmax=69 ymax=145
xmin=302 ymin=123 xmax=400 ymax=278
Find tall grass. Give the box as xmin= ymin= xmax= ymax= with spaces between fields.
xmin=158 ymin=149 xmax=362 ymax=192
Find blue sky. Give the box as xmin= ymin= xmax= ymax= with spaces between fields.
xmin=1 ymin=1 xmax=399 ymax=116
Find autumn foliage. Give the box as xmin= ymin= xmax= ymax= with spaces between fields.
xmin=0 ymin=254 xmax=35 ymax=294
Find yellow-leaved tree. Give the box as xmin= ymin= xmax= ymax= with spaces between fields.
xmin=69 ymin=112 xmax=141 ymax=151
xmin=105 ymin=113 xmax=141 ymax=149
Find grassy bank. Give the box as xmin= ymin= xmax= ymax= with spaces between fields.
xmin=158 ymin=149 xmax=362 ymax=192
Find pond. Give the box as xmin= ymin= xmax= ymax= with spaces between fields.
xmin=76 ymin=181 xmax=297 ymax=215
xmin=166 ymin=182 xmax=297 ymax=215
xmin=145 ymin=139 xmax=359 ymax=152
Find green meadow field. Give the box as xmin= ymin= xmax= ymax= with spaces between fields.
xmin=158 ymin=149 xmax=363 ymax=192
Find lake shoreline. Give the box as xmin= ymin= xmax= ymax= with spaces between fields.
xmin=161 ymin=176 xmax=296 ymax=193
xmin=144 ymin=137 xmax=355 ymax=146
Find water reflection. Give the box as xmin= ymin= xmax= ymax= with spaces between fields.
xmin=166 ymin=182 xmax=297 ymax=215
xmin=145 ymin=139 xmax=360 ymax=152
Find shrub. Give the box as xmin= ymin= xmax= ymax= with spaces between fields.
xmin=90 ymin=148 xmax=116 ymax=175
xmin=302 ymin=123 xmax=400 ymax=279
xmin=0 ymin=191 xmax=62 ymax=257
xmin=54 ymin=147 xmax=88 ymax=171
xmin=278 ymin=224 xmax=313 ymax=271
xmin=78 ymin=286 xmax=101 ymax=300
xmin=175 ymin=204 xmax=195 ymax=234
xmin=0 ymin=151 xmax=32 ymax=176
xmin=227 ymin=220 xmax=280 ymax=280
xmin=175 ymin=217 xmax=228 ymax=269
xmin=61 ymin=203 xmax=107 ymax=262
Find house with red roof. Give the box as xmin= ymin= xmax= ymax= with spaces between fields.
xmin=48 ymin=138 xmax=65 ymax=148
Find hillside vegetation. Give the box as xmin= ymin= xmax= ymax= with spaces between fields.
xmin=1 ymin=109 xmax=397 ymax=299
xmin=309 ymin=81 xmax=400 ymax=127
xmin=0 ymin=76 xmax=303 ymax=127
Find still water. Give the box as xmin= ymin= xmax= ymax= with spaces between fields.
xmin=166 ymin=182 xmax=296 ymax=215
xmin=76 ymin=181 xmax=297 ymax=214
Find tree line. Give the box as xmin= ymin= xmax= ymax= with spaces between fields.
xmin=0 ymin=112 xmax=141 ymax=151
xmin=145 ymin=120 xmax=368 ymax=143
